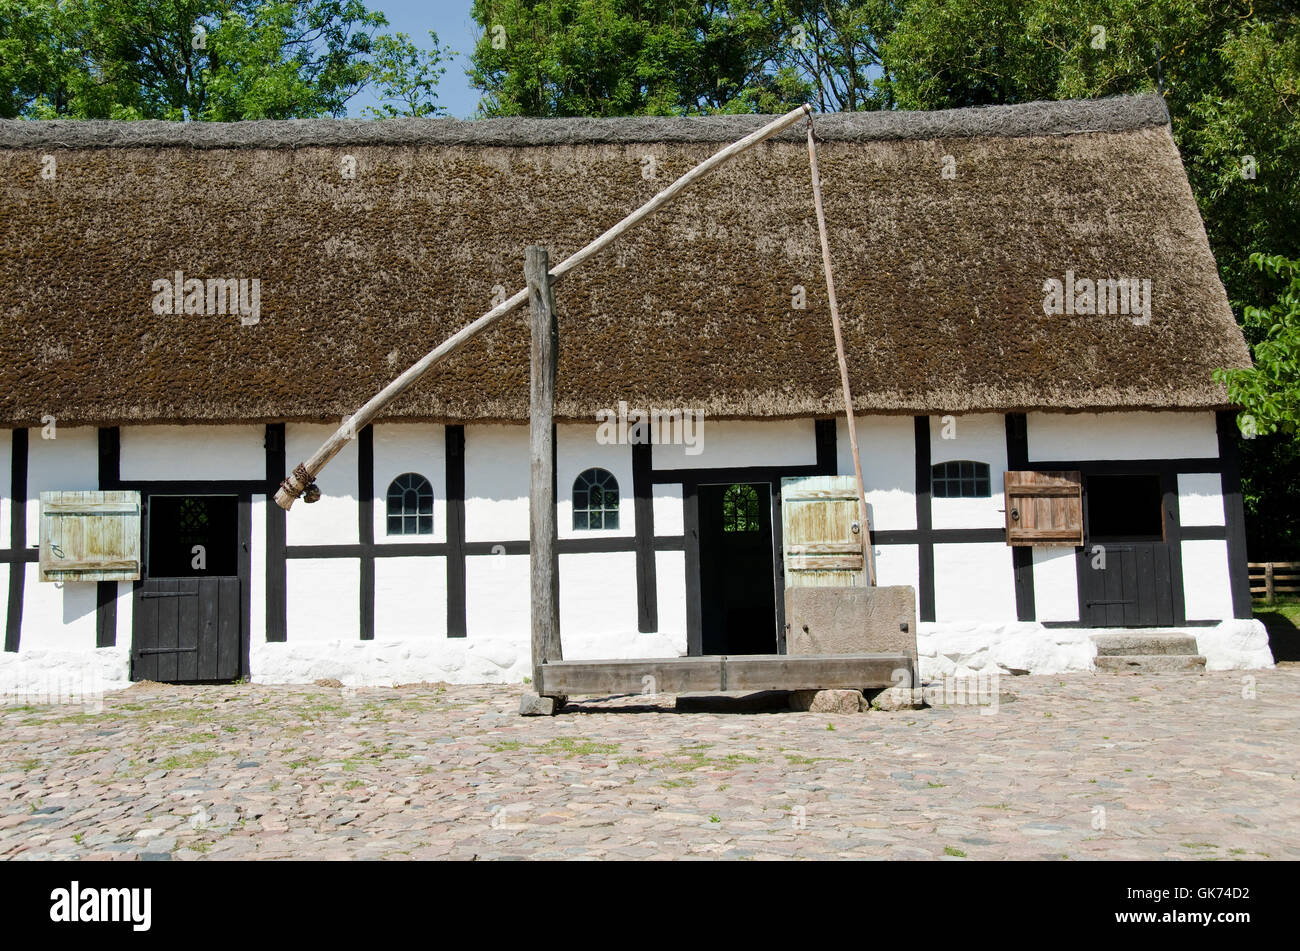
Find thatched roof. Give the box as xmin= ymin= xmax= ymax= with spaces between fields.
xmin=0 ymin=94 xmax=1249 ymax=426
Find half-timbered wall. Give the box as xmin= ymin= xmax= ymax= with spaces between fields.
xmin=0 ymin=409 xmax=1271 ymax=693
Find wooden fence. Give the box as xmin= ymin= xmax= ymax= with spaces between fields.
xmin=1249 ymin=562 xmax=1300 ymax=603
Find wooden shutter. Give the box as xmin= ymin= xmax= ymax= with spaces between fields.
xmin=781 ymin=476 xmax=865 ymax=587
xmin=39 ymin=491 xmax=142 ymax=582
xmin=1004 ymin=471 xmax=1082 ymax=546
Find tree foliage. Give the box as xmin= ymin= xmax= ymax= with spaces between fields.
xmin=1215 ymin=255 xmax=1300 ymax=437
xmin=363 ymin=30 xmax=455 ymax=117
xmin=0 ymin=0 xmax=450 ymax=119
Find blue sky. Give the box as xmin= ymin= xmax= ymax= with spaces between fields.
xmin=349 ymin=2 xmax=482 ymax=119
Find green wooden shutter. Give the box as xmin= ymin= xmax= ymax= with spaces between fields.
xmin=39 ymin=491 xmax=142 ymax=582
xmin=781 ymin=476 xmax=866 ymax=588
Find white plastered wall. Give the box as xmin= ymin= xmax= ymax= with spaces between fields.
xmin=930 ymin=413 xmax=1008 ymax=530
xmin=655 ymin=418 xmax=816 ymax=470
xmin=4 ymin=427 xmax=131 ymax=694
xmin=119 ymin=424 xmax=264 ymax=481
xmin=22 ymin=427 xmax=99 ymax=652
xmin=285 ymin=423 xmax=359 ymax=546
xmin=839 ymin=416 xmax=916 ymax=531
xmin=372 ymin=423 xmax=446 ymax=544
xmin=1026 ymin=411 xmax=1219 ymax=461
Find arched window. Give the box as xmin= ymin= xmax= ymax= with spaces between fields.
xmin=573 ymin=468 xmax=619 ymax=530
xmin=931 ymin=460 xmax=991 ymax=498
xmin=386 ymin=473 xmax=433 ymax=535
xmin=722 ymin=484 xmax=761 ymax=532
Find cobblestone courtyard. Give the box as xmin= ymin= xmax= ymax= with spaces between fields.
xmin=2 ymin=668 xmax=1297 ymax=861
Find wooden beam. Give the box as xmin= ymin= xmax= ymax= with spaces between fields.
xmin=527 ymin=246 xmax=561 ymax=687
xmin=806 ymin=121 xmax=876 ymax=585
xmin=275 ymin=104 xmax=813 ymax=509
xmin=538 ymin=653 xmax=909 ymax=697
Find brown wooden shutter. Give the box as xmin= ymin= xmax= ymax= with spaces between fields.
xmin=39 ymin=491 xmax=142 ymax=582
xmin=1003 ymin=471 xmax=1082 ymax=546
xmin=781 ymin=476 xmax=866 ymax=587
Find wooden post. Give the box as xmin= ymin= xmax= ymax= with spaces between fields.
xmin=806 ymin=120 xmax=877 ymax=586
xmin=1266 ymin=562 xmax=1275 ymax=604
xmin=527 ymin=246 xmax=562 ymax=693
xmin=274 ymin=104 xmax=813 ymax=510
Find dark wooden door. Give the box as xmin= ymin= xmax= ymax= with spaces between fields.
xmin=1077 ymin=472 xmax=1180 ymax=627
xmin=132 ymin=494 xmax=243 ymax=683
xmin=133 ymin=578 xmax=241 ymax=681
xmin=1079 ymin=542 xmax=1177 ymax=626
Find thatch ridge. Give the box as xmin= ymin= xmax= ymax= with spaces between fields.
xmin=0 ymin=94 xmax=1169 ymax=150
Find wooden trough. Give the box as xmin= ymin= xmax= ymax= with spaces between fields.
xmin=536 ymin=654 xmax=912 ymax=698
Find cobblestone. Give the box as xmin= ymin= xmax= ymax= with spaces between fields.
xmin=0 ymin=668 xmax=1296 ymax=860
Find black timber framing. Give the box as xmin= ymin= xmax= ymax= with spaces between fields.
xmin=445 ymin=425 xmax=467 ymax=637
xmin=285 ymin=537 xmax=687 ymax=559
xmin=1216 ymin=410 xmax=1254 ymax=619
xmin=1005 ymin=413 xmax=1036 ymax=622
xmin=1162 ymin=469 xmax=1188 ymax=626
xmin=914 ymin=416 xmax=936 ymax=622
xmin=5 ymin=428 xmax=27 ymax=652
xmin=96 ymin=426 xmax=121 ymax=647
xmin=632 ymin=439 xmax=658 ymax=632
xmin=358 ymin=425 xmax=375 ymax=640
xmin=265 ymin=424 xmax=287 ymax=642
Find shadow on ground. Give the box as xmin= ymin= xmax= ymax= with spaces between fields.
xmin=560 ymin=690 xmax=795 ymax=714
xmin=1257 ymin=609 xmax=1300 ymax=663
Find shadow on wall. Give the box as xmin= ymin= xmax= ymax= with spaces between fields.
xmin=61 ymin=582 xmax=98 ymax=625
xmin=1255 ymin=607 xmax=1300 ymax=663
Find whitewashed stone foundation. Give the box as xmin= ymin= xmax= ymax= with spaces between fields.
xmin=0 ymin=647 xmax=131 ymax=701
xmin=919 ymin=619 xmax=1274 ymax=679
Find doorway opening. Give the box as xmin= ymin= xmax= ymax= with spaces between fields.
xmin=1079 ymin=472 xmax=1178 ymax=626
xmin=133 ymin=494 xmax=243 ymax=683
xmin=698 ymin=482 xmax=778 ymax=654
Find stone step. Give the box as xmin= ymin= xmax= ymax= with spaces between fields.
xmin=1095 ymin=654 xmax=1207 ymax=672
xmin=1092 ymin=633 xmax=1200 ymax=656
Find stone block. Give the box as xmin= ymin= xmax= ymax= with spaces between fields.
xmin=788 ymin=688 xmax=867 ymax=713
xmin=785 ymin=584 xmax=919 ymax=677
xmin=866 ymin=686 xmax=927 ymax=712
xmin=518 ymin=692 xmax=561 ymax=716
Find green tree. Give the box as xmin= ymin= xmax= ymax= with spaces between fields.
xmin=363 ymin=30 xmax=454 ymax=117
xmin=468 ymin=0 xmax=807 ymax=117
xmin=767 ymin=0 xmax=902 ymax=111
xmin=1 ymin=0 xmax=396 ymax=120
xmin=1215 ymin=254 xmax=1300 ymax=437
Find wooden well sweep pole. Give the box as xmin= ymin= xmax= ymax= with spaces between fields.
xmin=275 ymin=103 xmax=814 ymax=509
xmin=806 ymin=120 xmax=877 ymax=586
xmin=526 ymin=246 xmax=562 ymax=689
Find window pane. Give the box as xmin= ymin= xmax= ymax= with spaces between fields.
xmin=418 ymin=515 xmax=433 ymax=535
xmin=418 ymin=494 xmax=432 ymax=515
xmin=387 ymin=515 xmax=402 ymax=534
xmin=573 ymin=511 xmax=588 ymax=530
xmin=574 ymin=490 xmax=588 ymax=511
xmin=606 ymin=510 xmax=618 ymax=530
